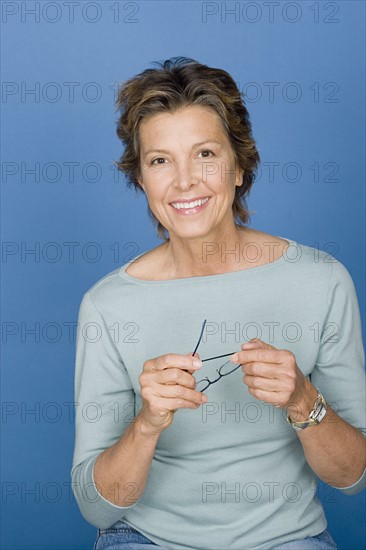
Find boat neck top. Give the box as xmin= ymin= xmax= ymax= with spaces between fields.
xmin=119 ymin=235 xmax=296 ymax=285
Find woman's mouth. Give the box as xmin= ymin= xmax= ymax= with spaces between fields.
xmin=169 ymin=196 xmax=211 ymax=215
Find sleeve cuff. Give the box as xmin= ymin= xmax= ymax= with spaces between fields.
xmin=72 ymin=454 xmax=139 ymax=529
xmin=91 ymin=454 xmax=140 ymax=510
xmin=331 ymin=466 xmax=366 ymax=495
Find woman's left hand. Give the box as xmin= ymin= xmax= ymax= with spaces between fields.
xmin=230 ymin=338 xmax=313 ymax=414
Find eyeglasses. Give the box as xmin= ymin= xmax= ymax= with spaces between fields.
xmin=192 ymin=319 xmax=243 ymax=392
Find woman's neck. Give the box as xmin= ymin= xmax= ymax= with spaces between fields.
xmin=161 ymin=224 xmax=251 ymax=279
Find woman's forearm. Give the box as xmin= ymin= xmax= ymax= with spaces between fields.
xmin=288 ymin=380 xmax=366 ymax=487
xmin=93 ymin=413 xmax=160 ymax=507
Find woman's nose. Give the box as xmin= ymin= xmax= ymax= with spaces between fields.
xmin=173 ymin=161 xmax=200 ymax=190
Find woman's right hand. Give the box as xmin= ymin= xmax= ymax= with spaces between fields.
xmin=137 ymin=352 xmax=207 ymax=436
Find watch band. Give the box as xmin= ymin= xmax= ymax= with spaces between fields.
xmin=287 ymin=388 xmax=327 ymax=431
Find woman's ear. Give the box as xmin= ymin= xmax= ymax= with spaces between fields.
xmin=137 ymin=178 xmax=145 ymax=192
xmin=235 ymin=167 xmax=244 ymax=187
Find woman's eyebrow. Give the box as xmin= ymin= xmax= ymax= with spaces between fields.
xmin=143 ymin=140 xmax=223 ymax=158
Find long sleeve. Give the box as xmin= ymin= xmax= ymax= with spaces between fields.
xmin=71 ymin=291 xmax=139 ymax=528
xmin=67 ymin=241 xmax=366 ymax=549
xmin=310 ymin=259 xmax=366 ymax=495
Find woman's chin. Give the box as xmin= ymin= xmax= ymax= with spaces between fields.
xmin=168 ymin=226 xmax=215 ymax=241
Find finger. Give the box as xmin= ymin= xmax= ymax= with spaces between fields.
xmin=230 ymin=348 xmax=283 ymax=365
xmin=243 ymin=373 xmax=283 ymax=392
xmin=185 ymin=352 xmax=201 ymax=374
xmin=153 ymin=396 xmax=203 ymax=412
xmin=246 ymin=387 xmax=288 ymax=405
xmin=154 ymin=368 xmax=197 ymax=388
xmin=228 ymin=340 xmax=265 ymax=358
xmin=240 ymin=342 xmax=260 ymax=350
xmin=242 ymin=362 xmax=286 ymax=378
xmin=146 ymin=353 xmax=203 ymax=373
xmin=156 ymin=384 xmax=207 ymax=405
xmin=241 ymin=339 xmax=277 ymax=351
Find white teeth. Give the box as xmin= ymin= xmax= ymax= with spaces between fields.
xmin=171 ymin=197 xmax=209 ymax=210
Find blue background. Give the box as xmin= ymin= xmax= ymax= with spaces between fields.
xmin=1 ymin=1 xmax=365 ymax=548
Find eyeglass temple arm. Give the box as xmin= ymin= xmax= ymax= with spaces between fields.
xmin=192 ymin=319 xmax=207 ymax=356
xmin=201 ymin=352 xmax=238 ymax=363
xmin=192 ymin=321 xmax=237 ymax=363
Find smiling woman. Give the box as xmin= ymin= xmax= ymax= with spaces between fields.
xmin=71 ymin=57 xmax=366 ymax=550
xmin=134 ymin=105 xmax=246 ymax=261
xmin=115 ymin=57 xmax=259 ymax=242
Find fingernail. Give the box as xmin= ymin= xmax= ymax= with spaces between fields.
xmin=231 ymin=353 xmax=239 ymax=362
xmin=193 ymin=359 xmax=202 ymax=368
xmin=201 ymin=394 xmax=208 ymax=402
xmin=241 ymin=343 xmax=251 ymax=349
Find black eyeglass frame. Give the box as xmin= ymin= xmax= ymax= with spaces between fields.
xmin=191 ymin=319 xmax=243 ymax=392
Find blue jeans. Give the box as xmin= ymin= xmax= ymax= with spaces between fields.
xmin=93 ymin=520 xmax=338 ymax=549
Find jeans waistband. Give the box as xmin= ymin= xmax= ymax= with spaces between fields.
xmin=100 ymin=520 xmax=137 ymax=533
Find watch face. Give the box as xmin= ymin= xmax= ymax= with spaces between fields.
xmin=316 ymin=405 xmax=327 ymax=423
xmin=287 ymin=394 xmax=327 ymax=431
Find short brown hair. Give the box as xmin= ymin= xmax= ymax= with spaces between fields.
xmin=115 ymin=56 xmax=260 ymax=240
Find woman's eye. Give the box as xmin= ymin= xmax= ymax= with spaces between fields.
xmin=151 ymin=157 xmax=165 ymax=165
xmin=150 ymin=150 xmax=214 ymax=165
xmin=199 ymin=150 xmax=214 ymax=158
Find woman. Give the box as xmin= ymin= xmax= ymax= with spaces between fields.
xmin=71 ymin=57 xmax=366 ymax=550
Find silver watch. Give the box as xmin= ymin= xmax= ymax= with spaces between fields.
xmin=287 ymin=388 xmax=327 ymax=431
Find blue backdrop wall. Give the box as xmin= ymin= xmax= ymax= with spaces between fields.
xmin=1 ymin=1 xmax=365 ymax=549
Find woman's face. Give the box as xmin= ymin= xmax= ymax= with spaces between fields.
xmin=137 ymin=104 xmax=244 ymax=240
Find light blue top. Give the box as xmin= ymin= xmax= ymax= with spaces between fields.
xmin=71 ymin=237 xmax=366 ymax=550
